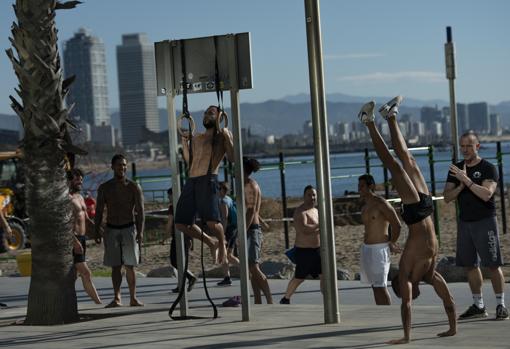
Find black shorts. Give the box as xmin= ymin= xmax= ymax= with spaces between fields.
xmin=225 ymin=226 xmax=238 ymax=250
xmin=174 ymin=174 xmax=221 ymax=226
xmin=401 ymin=192 xmax=433 ymax=225
xmin=73 ymin=235 xmax=87 ymax=264
xmin=295 ymin=247 xmax=321 ymax=279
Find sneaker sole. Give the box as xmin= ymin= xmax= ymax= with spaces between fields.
xmin=496 ymin=315 xmax=509 ymax=321
xmin=458 ymin=313 xmax=488 ymax=320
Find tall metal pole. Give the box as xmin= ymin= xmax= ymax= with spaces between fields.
xmin=227 ymin=34 xmax=251 ymax=321
xmin=163 ymin=41 xmax=188 ymax=315
xmin=445 ymin=26 xmax=459 ymax=163
xmin=279 ymin=152 xmax=290 ymax=249
xmin=304 ymin=0 xmax=340 ymax=324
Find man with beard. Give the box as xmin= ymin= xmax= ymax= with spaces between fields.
xmin=175 ymin=106 xmax=234 ymax=265
xmin=94 ymin=154 xmax=144 ymax=308
xmin=68 ymin=168 xmax=101 ymax=304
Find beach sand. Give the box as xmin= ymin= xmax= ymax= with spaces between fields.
xmin=2 ymin=196 xmax=509 ymax=281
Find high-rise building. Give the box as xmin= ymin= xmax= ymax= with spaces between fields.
xmin=468 ymin=102 xmax=490 ymax=134
xmin=63 ymin=28 xmax=109 ymax=126
xmin=490 ymin=113 xmax=502 ymax=136
xmin=116 ymin=33 xmax=159 ymax=146
xmin=420 ymin=106 xmax=443 ymax=132
xmin=456 ymin=103 xmax=469 ymax=134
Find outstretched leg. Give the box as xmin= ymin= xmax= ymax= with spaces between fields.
xmin=380 ymin=96 xmax=429 ymax=194
xmin=359 ymin=102 xmax=419 ymax=204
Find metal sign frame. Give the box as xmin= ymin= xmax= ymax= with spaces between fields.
xmin=155 ymin=33 xmax=252 ymax=321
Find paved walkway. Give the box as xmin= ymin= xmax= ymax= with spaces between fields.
xmin=0 ymin=278 xmax=509 ymax=348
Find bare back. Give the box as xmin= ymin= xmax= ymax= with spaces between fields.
xmin=401 ymin=217 xmax=438 ymax=283
xmin=361 ymin=196 xmax=390 ymax=244
xmin=71 ymin=193 xmax=88 ymax=236
xmin=293 ymin=204 xmax=320 ymax=248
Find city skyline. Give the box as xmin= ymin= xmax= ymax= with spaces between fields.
xmin=1 ymin=0 xmax=509 ymax=116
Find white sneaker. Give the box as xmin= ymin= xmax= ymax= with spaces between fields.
xmin=358 ymin=101 xmax=376 ymax=124
xmin=379 ymin=95 xmax=403 ymax=120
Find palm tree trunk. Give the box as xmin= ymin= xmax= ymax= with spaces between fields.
xmin=7 ymin=0 xmax=82 ymax=324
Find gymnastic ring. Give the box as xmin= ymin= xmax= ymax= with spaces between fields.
xmin=215 ymin=110 xmax=229 ymax=131
xmin=177 ymin=113 xmax=195 ymax=138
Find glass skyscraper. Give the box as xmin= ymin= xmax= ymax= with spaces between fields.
xmin=63 ymin=28 xmax=110 ymax=127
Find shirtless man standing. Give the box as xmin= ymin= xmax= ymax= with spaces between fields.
xmin=94 ymin=154 xmax=144 ymax=308
xmin=175 ymin=106 xmax=234 ymax=264
xmin=68 ymin=168 xmax=101 ymax=304
xmin=244 ymin=157 xmax=273 ymax=304
xmin=359 ymin=96 xmax=456 ymax=344
xmin=358 ymin=174 xmax=401 ymax=305
xmin=280 ymin=185 xmax=321 ymax=304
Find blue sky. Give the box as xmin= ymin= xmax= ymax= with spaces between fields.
xmin=1 ymin=0 xmax=509 ymax=115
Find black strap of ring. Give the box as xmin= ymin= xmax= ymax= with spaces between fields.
xmin=169 ymin=40 xmax=218 ymax=321
xmin=180 ymin=40 xmax=193 ymax=169
xmin=213 ymin=36 xmax=224 ymax=112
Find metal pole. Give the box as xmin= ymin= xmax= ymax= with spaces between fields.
xmin=131 ymin=163 xmax=137 ymax=181
xmin=383 ymin=167 xmax=389 ymax=199
xmin=304 ymin=0 xmax=340 ymax=324
xmin=223 ymin=157 xmax=228 ymax=182
xmin=445 ymin=27 xmax=459 ymax=163
xmin=428 ymin=145 xmax=441 ymax=244
xmin=364 ymin=148 xmax=370 ymax=174
xmin=163 ymin=41 xmax=188 ymax=315
xmin=227 ymin=34 xmax=251 ymax=321
xmin=279 ymin=152 xmax=290 ymax=249
xmin=497 ymin=142 xmax=507 ymax=234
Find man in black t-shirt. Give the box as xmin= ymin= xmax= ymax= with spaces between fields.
xmin=444 ymin=131 xmax=508 ymax=321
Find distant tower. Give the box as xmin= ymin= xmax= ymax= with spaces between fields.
xmin=63 ymin=28 xmax=110 ymax=126
xmin=456 ymin=103 xmax=469 ymax=134
xmin=468 ymin=102 xmax=490 ymax=134
xmin=116 ymin=33 xmax=159 ymax=146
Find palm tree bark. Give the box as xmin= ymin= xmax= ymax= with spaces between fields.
xmin=6 ymin=0 xmax=82 ymax=324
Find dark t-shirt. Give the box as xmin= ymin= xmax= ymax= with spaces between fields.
xmin=446 ymin=158 xmax=498 ymax=221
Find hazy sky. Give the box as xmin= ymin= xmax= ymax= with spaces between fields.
xmin=1 ymin=0 xmax=509 ymax=115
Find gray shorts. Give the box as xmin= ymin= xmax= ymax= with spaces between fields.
xmin=456 ymin=216 xmax=503 ymax=267
xmin=103 ymin=224 xmax=139 ymax=267
xmin=247 ymin=225 xmax=262 ymax=265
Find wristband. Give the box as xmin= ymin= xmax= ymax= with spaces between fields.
xmin=468 ymin=181 xmax=474 ymax=188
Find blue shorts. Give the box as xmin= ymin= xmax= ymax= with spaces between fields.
xmin=175 ymin=174 xmax=221 ymax=226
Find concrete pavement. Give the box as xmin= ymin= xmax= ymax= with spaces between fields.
xmin=0 ymin=278 xmax=509 ymax=348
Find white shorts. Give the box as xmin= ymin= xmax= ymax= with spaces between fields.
xmin=360 ymin=242 xmax=390 ymax=287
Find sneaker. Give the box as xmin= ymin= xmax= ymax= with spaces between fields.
xmin=458 ymin=304 xmax=488 ymax=320
xmin=222 ymin=296 xmax=241 ymax=307
xmin=217 ymin=277 xmax=232 ymax=287
xmin=496 ymin=304 xmax=509 ymax=320
xmin=379 ymin=95 xmax=403 ymax=120
xmin=187 ymin=276 xmax=197 ymax=292
xmin=358 ymin=101 xmax=376 ymax=124
xmin=279 ymin=297 xmax=290 ymax=305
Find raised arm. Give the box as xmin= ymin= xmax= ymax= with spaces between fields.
xmin=221 ymin=128 xmax=234 ymax=162
xmin=180 ymin=137 xmax=190 ymax=166
xmin=443 ymin=181 xmax=465 ymax=203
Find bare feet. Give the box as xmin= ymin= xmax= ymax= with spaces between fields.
xmin=437 ymin=329 xmax=456 ymax=337
xmin=387 ymin=337 xmax=409 ymax=345
xmin=94 ymin=299 xmax=102 ymax=305
xmin=105 ymin=300 xmax=122 ymax=308
xmin=130 ymin=299 xmax=144 ymax=307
